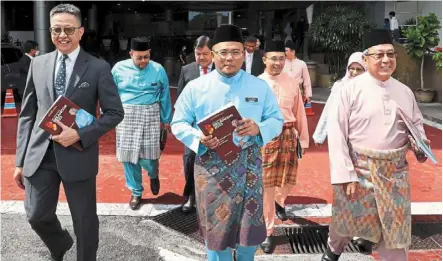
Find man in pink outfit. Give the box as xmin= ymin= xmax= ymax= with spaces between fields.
xmin=282 ymin=41 xmax=312 ymax=103
xmin=323 ymin=29 xmax=430 ymax=261
xmin=258 ymin=40 xmax=309 ymax=254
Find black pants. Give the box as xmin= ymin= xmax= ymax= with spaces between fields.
xmin=24 ymin=146 xmax=99 ymax=261
xmin=182 ymin=146 xmax=196 ymax=197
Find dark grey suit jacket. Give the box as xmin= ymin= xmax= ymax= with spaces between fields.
xmin=177 ymin=62 xmax=214 ymax=98
xmin=16 ymin=48 xmax=124 ymax=182
xmin=241 ymin=50 xmax=265 ymax=77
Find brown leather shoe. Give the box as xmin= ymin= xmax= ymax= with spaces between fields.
xmin=129 ymin=195 xmax=142 ymax=210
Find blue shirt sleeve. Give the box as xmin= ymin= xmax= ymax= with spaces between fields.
xmin=159 ymin=67 xmax=172 ymax=123
xmin=171 ymin=85 xmax=208 ymax=155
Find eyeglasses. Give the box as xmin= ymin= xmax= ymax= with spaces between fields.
xmin=134 ymin=55 xmax=150 ymax=61
xmin=265 ymin=56 xmax=285 ymax=63
xmin=213 ymin=50 xmax=243 ymax=59
xmin=365 ymin=52 xmax=397 ymax=60
xmin=348 ymin=67 xmax=365 ymax=73
xmin=49 ymin=27 xmax=81 ymax=36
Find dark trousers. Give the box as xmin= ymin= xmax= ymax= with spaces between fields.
xmin=182 ymin=146 xmax=196 ymax=197
xmin=24 ymin=146 xmax=99 ymax=261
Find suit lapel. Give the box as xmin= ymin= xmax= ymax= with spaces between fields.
xmin=46 ymin=51 xmax=57 ymax=103
xmin=65 ymin=49 xmax=89 ymax=98
xmin=191 ymin=62 xmax=199 ymax=78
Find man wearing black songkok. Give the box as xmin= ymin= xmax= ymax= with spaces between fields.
xmin=321 ymin=29 xmax=430 ymax=261
xmin=111 ymin=37 xmax=172 ymax=210
xmin=171 ymin=25 xmax=284 ymax=261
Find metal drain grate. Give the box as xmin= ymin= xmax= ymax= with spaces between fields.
xmin=284 ymin=226 xmax=362 ymax=254
xmin=150 ymin=208 xmax=442 ymax=255
xmin=149 ymin=207 xmax=204 ymax=243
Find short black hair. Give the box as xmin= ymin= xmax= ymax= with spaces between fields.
xmin=245 ymin=36 xmax=257 ymax=43
xmin=23 ymin=40 xmax=38 ymax=53
xmin=389 ymin=11 xmax=396 ymax=16
xmin=50 ymin=4 xmax=82 ymax=25
xmin=194 ymin=35 xmax=211 ymax=49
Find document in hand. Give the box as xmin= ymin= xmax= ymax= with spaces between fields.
xmin=397 ymin=107 xmax=438 ymax=164
xmin=197 ymin=102 xmax=243 ymax=163
xmin=38 ymin=96 xmax=95 ymax=151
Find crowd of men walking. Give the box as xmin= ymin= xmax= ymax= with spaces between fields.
xmin=13 ymin=3 xmax=432 ymax=261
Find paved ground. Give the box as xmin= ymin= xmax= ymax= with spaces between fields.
xmin=0 ymin=214 xmax=378 ymax=261
xmin=2 ymin=90 xmax=442 ymax=205
xmin=1 ymin=88 xmax=441 ymax=260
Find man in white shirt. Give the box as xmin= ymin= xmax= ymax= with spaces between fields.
xmin=389 ymin=11 xmax=400 ymax=43
xmin=18 ymin=40 xmax=39 ymax=99
xmin=241 ymin=35 xmax=265 ymax=76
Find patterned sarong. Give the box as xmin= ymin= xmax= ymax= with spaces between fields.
xmin=331 ymin=144 xmax=411 ymax=249
xmin=261 ymin=122 xmax=299 ymax=188
xmin=116 ymin=103 xmax=161 ymax=164
xmin=194 ymin=144 xmax=266 ymax=250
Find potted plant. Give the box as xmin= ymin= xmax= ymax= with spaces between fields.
xmin=432 ymin=47 xmax=442 ymax=71
xmin=310 ymin=4 xmax=374 ymax=86
xmin=403 ymin=13 xmax=441 ymax=103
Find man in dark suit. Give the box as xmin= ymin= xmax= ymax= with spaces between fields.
xmin=176 ymin=35 xmax=213 ymax=213
xmin=13 ymin=4 xmax=124 ymax=261
xmin=17 ymin=40 xmax=39 ymax=100
xmin=241 ymin=35 xmax=265 ymax=76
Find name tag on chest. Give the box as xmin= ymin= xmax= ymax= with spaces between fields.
xmin=245 ymin=97 xmax=258 ymax=103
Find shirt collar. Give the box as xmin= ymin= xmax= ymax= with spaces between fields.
xmin=199 ymin=63 xmax=212 ymax=70
xmin=263 ymin=71 xmax=280 ymax=81
xmin=365 ymin=72 xmax=392 ymax=88
xmin=57 ymin=45 xmax=80 ymax=62
xmin=216 ymin=69 xmax=243 ymax=84
xmin=25 ymin=53 xmax=34 ymax=60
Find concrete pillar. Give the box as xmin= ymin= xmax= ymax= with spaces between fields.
xmin=217 ymin=13 xmax=223 ymax=27
xmin=1 ymin=2 xmax=5 ymax=34
xmin=34 ymin=1 xmax=54 ymax=54
xmin=88 ymin=4 xmax=98 ymax=32
xmin=264 ymin=11 xmax=274 ymax=41
xmin=247 ymin=4 xmax=258 ymax=35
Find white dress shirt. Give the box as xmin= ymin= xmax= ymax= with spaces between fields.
xmin=25 ymin=53 xmax=34 ymax=60
xmin=199 ymin=63 xmax=213 ymax=76
xmin=54 ymin=45 xmax=81 ymax=91
xmin=390 ymin=17 xmax=399 ymax=30
xmin=245 ymin=52 xmax=253 ymax=74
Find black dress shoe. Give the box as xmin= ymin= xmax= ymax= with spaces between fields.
xmin=129 ymin=195 xmax=142 ymax=210
xmin=259 ymin=236 xmax=274 ymax=254
xmin=353 ymin=238 xmax=373 ymax=254
xmin=150 ymin=178 xmax=160 ymax=195
xmin=321 ymin=247 xmax=341 ymax=261
xmin=50 ymin=230 xmax=74 ymax=261
xmin=275 ymin=202 xmax=288 ymax=221
xmin=181 ymin=195 xmax=196 ymax=213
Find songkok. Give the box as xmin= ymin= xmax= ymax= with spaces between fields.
xmin=131 ymin=37 xmax=150 ymax=51
xmin=285 ymin=41 xmax=297 ymax=51
xmin=213 ymin=24 xmax=243 ymax=45
xmin=264 ymin=40 xmax=285 ymax=53
xmin=363 ymin=29 xmax=393 ymax=49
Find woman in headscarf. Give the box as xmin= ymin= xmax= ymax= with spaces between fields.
xmin=313 ymin=52 xmax=366 ymax=146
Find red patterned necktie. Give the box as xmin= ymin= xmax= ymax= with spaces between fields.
xmin=203 ymin=67 xmax=208 ymax=75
